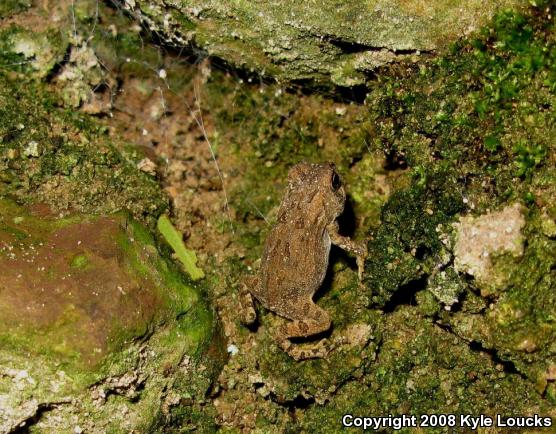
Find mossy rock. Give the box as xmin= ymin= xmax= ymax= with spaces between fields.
xmin=0 ymin=71 xmax=168 ymax=223
xmin=0 ymin=199 xmax=224 ymax=432
xmin=0 ymin=25 xmax=66 ymax=78
xmin=124 ymin=0 xmax=526 ymax=87
xmin=296 ymin=306 xmax=554 ymax=432
xmin=216 ymin=3 xmax=554 ymax=429
xmin=1 ymin=0 xmax=554 ymax=430
xmin=447 ymin=206 xmax=556 ymax=396
xmin=0 ymin=49 xmax=223 ymax=431
xmin=354 ymin=1 xmax=556 ymax=414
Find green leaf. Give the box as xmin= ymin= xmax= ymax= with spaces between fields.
xmin=157 ymin=214 xmax=205 ymax=281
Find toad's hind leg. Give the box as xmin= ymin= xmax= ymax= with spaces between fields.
xmin=276 ymin=303 xmax=337 ymax=361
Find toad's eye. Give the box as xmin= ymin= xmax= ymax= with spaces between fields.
xmin=331 ymin=172 xmax=341 ymax=190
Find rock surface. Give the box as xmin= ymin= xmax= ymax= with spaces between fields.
xmin=0 ymin=34 xmax=223 ymax=430
xmin=0 ymin=199 xmax=222 ymax=432
xmin=453 ymin=203 xmax=526 ymax=295
xmin=123 ymin=0 xmax=526 ymax=86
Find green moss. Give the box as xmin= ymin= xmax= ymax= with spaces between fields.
xmin=252 ymin=302 xmax=382 ymax=402
xmin=361 ymin=1 xmax=554 ymax=309
xmin=0 ymin=0 xmax=30 ymax=18
xmin=0 ymin=199 xmax=203 ymax=371
xmin=364 ymin=170 xmax=464 ymax=306
xmin=366 ymin=4 xmax=554 ymax=204
xmin=513 ymin=140 xmax=548 ymax=178
xmin=341 ymin=1 xmax=556 ymax=414
xmin=70 ymin=253 xmax=90 ymax=269
xmin=171 ymin=10 xmax=197 ymax=31
xmin=116 ymin=217 xmax=200 ymax=317
xmin=415 ymin=290 xmax=441 ymax=317
xmin=0 ymin=72 xmax=168 ymax=223
xmin=297 ymin=307 xmax=551 ymax=432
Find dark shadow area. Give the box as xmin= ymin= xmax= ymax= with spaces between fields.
xmin=313 ymin=243 xmax=358 ymax=305
xmin=286 ymin=394 xmax=315 ymax=410
xmin=332 ymin=84 xmax=369 ymax=104
xmin=45 ymin=43 xmax=71 ymax=82
xmin=468 ymin=340 xmax=521 ymax=376
xmin=414 ymin=245 xmax=431 ymax=261
xmin=325 ymin=36 xmax=377 ymax=54
xmin=383 ymin=148 xmax=408 ymax=171
xmin=11 ymin=401 xmax=70 ymax=434
xmin=382 ymin=275 xmax=428 ymax=313
xmin=242 ymin=311 xmax=261 ymax=333
xmin=336 ymin=196 xmax=357 ymax=237
xmin=289 ymin=328 xmax=333 ymax=343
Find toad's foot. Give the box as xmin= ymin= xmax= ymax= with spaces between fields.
xmin=275 ymin=309 xmax=333 ymax=360
xmin=277 ymin=333 xmax=347 ymax=361
xmin=238 ymin=279 xmax=258 ymax=325
xmin=278 ymin=337 xmax=333 ymax=361
xmin=327 ymin=222 xmax=368 ymax=280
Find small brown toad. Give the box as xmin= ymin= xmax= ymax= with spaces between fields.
xmin=240 ymin=162 xmax=367 ymax=360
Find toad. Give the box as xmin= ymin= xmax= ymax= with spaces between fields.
xmin=240 ymin=162 xmax=367 ymax=360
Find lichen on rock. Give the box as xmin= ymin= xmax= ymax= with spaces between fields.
xmin=0 ymin=26 xmax=66 ymax=77
xmin=453 ymin=202 xmax=526 ymax=296
xmin=119 ymin=0 xmax=527 ymax=87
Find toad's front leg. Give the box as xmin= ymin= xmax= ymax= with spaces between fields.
xmin=326 ymin=221 xmax=368 ymax=279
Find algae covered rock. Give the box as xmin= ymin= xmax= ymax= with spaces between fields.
xmin=447 ymin=206 xmax=556 ymax=396
xmin=1 ymin=0 xmax=554 ymax=430
xmin=0 ymin=199 xmax=223 ymax=432
xmin=121 ymin=0 xmax=526 ymax=86
xmin=0 ymin=26 xmax=66 ymax=78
